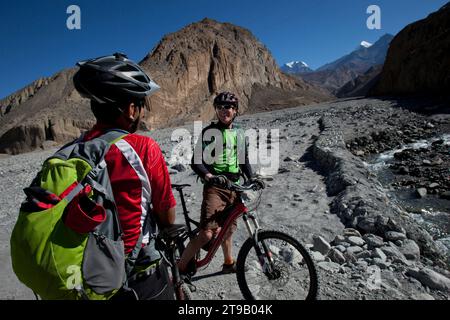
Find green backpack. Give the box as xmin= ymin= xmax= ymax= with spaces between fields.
xmin=10 ymin=130 xmax=145 ymax=300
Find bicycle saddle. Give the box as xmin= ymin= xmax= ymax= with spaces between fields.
xmin=171 ymin=184 xmax=191 ymax=190
xmin=160 ymin=224 xmax=187 ymax=240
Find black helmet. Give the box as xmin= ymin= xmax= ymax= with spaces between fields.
xmin=73 ymin=53 xmax=160 ymax=104
xmin=213 ymin=91 xmax=239 ymax=109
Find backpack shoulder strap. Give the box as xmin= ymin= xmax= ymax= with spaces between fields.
xmin=59 ymin=129 xmax=129 ymax=203
xmin=96 ymin=129 xmax=130 ymax=147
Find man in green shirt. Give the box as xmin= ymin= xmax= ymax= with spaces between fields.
xmin=178 ymin=92 xmax=255 ymax=274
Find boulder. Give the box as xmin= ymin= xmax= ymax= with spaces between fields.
xmin=357 ymin=217 xmax=377 ymax=233
xmin=347 ymin=236 xmax=366 ymax=247
xmin=363 ymin=234 xmax=384 ymax=249
xmin=346 ymin=246 xmax=364 ymax=255
xmin=344 ymin=252 xmax=358 ymax=264
xmin=385 ymin=231 xmax=407 ymax=242
xmin=406 ymin=268 xmax=450 ymax=292
xmin=399 ymin=239 xmax=421 ymax=261
xmin=380 ymin=244 xmax=408 ymax=263
xmin=313 ymin=235 xmax=332 ymax=256
xmin=343 ymin=228 xmax=362 ymax=238
xmin=372 ymin=248 xmax=387 ymax=261
xmin=327 ymin=248 xmax=347 ymax=264
xmin=372 ymin=258 xmax=390 ymax=269
xmin=416 ymin=188 xmax=427 ymax=198
xmin=428 ymin=183 xmax=439 ymax=189
xmin=386 ymin=218 xmax=406 ymax=234
xmin=355 ymin=250 xmax=372 ymax=260
xmin=332 ymin=235 xmax=346 ymax=245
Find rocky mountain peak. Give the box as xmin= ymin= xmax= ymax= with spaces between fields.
xmin=139 ymin=18 xmax=327 ymax=128
xmin=371 ymin=3 xmax=450 ymax=96
xmin=281 ymin=61 xmax=313 ymax=74
xmin=0 ymin=18 xmax=330 ymax=154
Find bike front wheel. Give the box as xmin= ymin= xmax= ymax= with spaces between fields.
xmin=236 ymin=230 xmax=319 ymax=300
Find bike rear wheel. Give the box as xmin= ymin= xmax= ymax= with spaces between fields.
xmin=236 ymin=230 xmax=319 ymax=300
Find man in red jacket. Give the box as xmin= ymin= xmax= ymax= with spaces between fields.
xmin=73 ymin=53 xmax=176 ymax=299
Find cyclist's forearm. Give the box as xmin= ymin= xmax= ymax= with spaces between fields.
xmin=240 ymin=163 xmax=253 ymax=179
xmin=241 ymin=139 xmax=254 ymax=179
xmin=154 ymin=206 xmax=176 ymax=227
xmin=240 ymin=146 xmax=254 ymax=179
xmin=190 ymin=161 xmax=210 ymax=179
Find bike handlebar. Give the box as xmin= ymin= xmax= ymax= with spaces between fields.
xmin=211 ymin=175 xmax=265 ymax=192
xmin=170 ymin=176 xmax=265 ymax=192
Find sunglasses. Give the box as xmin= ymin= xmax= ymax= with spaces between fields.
xmin=215 ymin=105 xmax=236 ymax=111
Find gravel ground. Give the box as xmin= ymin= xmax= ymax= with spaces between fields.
xmin=0 ymin=97 xmax=449 ymax=300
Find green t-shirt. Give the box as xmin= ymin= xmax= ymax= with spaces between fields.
xmin=211 ymin=128 xmax=239 ymax=174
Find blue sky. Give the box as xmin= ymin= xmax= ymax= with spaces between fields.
xmin=0 ymin=0 xmax=447 ymax=99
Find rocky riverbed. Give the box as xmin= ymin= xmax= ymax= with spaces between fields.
xmin=0 ymin=97 xmax=449 ymax=300
xmin=348 ymin=117 xmax=449 ymax=202
xmin=345 ymin=103 xmax=450 ymax=266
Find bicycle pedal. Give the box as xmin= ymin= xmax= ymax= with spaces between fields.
xmin=187 ymin=284 xmax=197 ymax=292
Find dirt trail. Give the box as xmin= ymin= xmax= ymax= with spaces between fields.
xmin=1 ymin=98 xmax=449 ymax=300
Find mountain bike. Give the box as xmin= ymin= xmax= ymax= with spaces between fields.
xmin=159 ymin=177 xmax=319 ymax=300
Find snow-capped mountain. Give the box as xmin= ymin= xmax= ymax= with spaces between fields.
xmin=316 ymin=34 xmax=393 ymax=73
xmin=360 ymin=41 xmax=373 ymax=48
xmin=281 ymin=61 xmax=313 ymax=74
xmin=286 ymin=61 xmax=308 ymax=68
xmin=298 ymin=34 xmax=394 ymax=93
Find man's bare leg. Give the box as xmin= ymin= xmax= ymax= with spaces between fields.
xmin=221 ymin=229 xmax=234 ymax=265
xmin=178 ymin=227 xmax=220 ymax=272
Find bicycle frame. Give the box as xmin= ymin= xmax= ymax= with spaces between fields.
xmin=174 ymin=187 xmax=264 ymax=269
xmin=170 ymin=182 xmax=318 ymax=300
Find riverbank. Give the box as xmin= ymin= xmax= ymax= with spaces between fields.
xmin=345 ymin=104 xmax=450 ymax=263
xmin=310 ymin=98 xmax=450 ymax=299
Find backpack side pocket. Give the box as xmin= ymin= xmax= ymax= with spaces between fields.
xmin=82 ymin=233 xmax=126 ymax=294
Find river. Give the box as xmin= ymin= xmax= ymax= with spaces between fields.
xmin=364 ymin=134 xmax=450 ymax=260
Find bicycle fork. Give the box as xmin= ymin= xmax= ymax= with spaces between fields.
xmin=242 ymin=213 xmax=276 ymax=276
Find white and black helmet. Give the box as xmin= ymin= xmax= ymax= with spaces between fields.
xmin=73 ymin=53 xmax=160 ymax=104
xmin=213 ymin=91 xmax=239 ymax=109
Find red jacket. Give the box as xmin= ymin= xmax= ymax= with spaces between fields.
xmin=83 ymin=124 xmax=176 ymax=254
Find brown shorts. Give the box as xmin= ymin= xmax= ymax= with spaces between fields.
xmin=200 ymin=185 xmax=238 ymax=232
